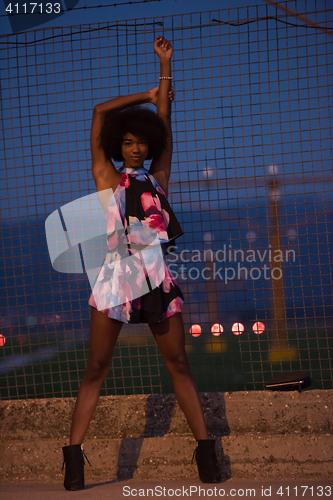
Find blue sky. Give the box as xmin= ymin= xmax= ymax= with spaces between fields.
xmin=3 ymin=1 xmax=328 ymax=35
xmin=1 ymin=0 xmax=332 ymax=227
xmin=1 ymin=1 xmax=279 ymax=34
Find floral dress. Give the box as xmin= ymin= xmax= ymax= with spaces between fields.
xmin=88 ymin=166 xmax=184 ymax=323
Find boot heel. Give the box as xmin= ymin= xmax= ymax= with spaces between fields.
xmin=62 ymin=444 xmax=91 ymax=491
xmin=194 ymin=439 xmax=221 ymax=483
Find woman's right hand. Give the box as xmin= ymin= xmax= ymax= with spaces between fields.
xmin=148 ymin=86 xmax=159 ymax=106
xmin=148 ymin=86 xmax=175 ymax=106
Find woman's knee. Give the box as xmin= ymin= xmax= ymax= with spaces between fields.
xmin=164 ymin=353 xmax=190 ymax=377
xmin=84 ymin=357 xmax=110 ymax=383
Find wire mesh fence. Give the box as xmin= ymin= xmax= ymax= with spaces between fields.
xmin=1 ymin=0 xmax=332 ymax=399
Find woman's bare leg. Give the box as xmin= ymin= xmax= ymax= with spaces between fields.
xmin=70 ymin=308 xmax=123 ymax=445
xmin=149 ymin=312 xmax=208 ymax=441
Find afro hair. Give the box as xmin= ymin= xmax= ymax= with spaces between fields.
xmin=98 ymin=106 xmax=168 ymax=163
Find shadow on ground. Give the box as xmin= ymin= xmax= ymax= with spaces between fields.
xmin=101 ymin=393 xmax=233 ymax=484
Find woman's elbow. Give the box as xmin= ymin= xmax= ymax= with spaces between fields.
xmin=93 ymin=104 xmax=102 ymax=115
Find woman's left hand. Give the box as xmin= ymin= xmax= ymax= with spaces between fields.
xmin=148 ymin=86 xmax=175 ymax=106
xmin=154 ymin=36 xmax=173 ymax=60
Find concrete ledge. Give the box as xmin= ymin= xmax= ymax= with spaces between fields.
xmin=0 ymin=390 xmax=332 ymax=481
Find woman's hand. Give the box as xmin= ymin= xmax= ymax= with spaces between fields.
xmin=148 ymin=86 xmax=175 ymax=106
xmin=154 ymin=36 xmax=173 ymax=60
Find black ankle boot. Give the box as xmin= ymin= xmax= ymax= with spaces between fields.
xmin=62 ymin=444 xmax=91 ymax=491
xmin=194 ymin=439 xmax=221 ymax=483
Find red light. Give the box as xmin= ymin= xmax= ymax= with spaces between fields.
xmin=231 ymin=322 xmax=244 ymax=335
xmin=253 ymin=322 xmax=265 ymax=334
xmin=211 ymin=323 xmax=223 ymax=336
xmin=190 ymin=324 xmax=202 ymax=337
xmin=0 ymin=334 xmax=6 ymax=346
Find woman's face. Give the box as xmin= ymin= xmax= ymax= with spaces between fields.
xmin=121 ymin=133 xmax=149 ymax=168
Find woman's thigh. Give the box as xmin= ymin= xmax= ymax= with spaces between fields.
xmin=88 ymin=307 xmax=123 ymax=365
xmin=148 ymin=312 xmax=188 ymax=366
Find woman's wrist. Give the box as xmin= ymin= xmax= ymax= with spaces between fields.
xmin=142 ymin=90 xmax=151 ymax=103
xmin=158 ymin=54 xmax=172 ymax=62
xmin=126 ymin=91 xmax=150 ymax=104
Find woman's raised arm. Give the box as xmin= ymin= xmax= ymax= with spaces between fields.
xmin=90 ymin=92 xmax=151 ymax=192
xmin=149 ymin=36 xmax=174 ymax=195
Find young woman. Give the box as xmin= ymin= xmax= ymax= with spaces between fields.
xmin=62 ymin=36 xmax=221 ymax=490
